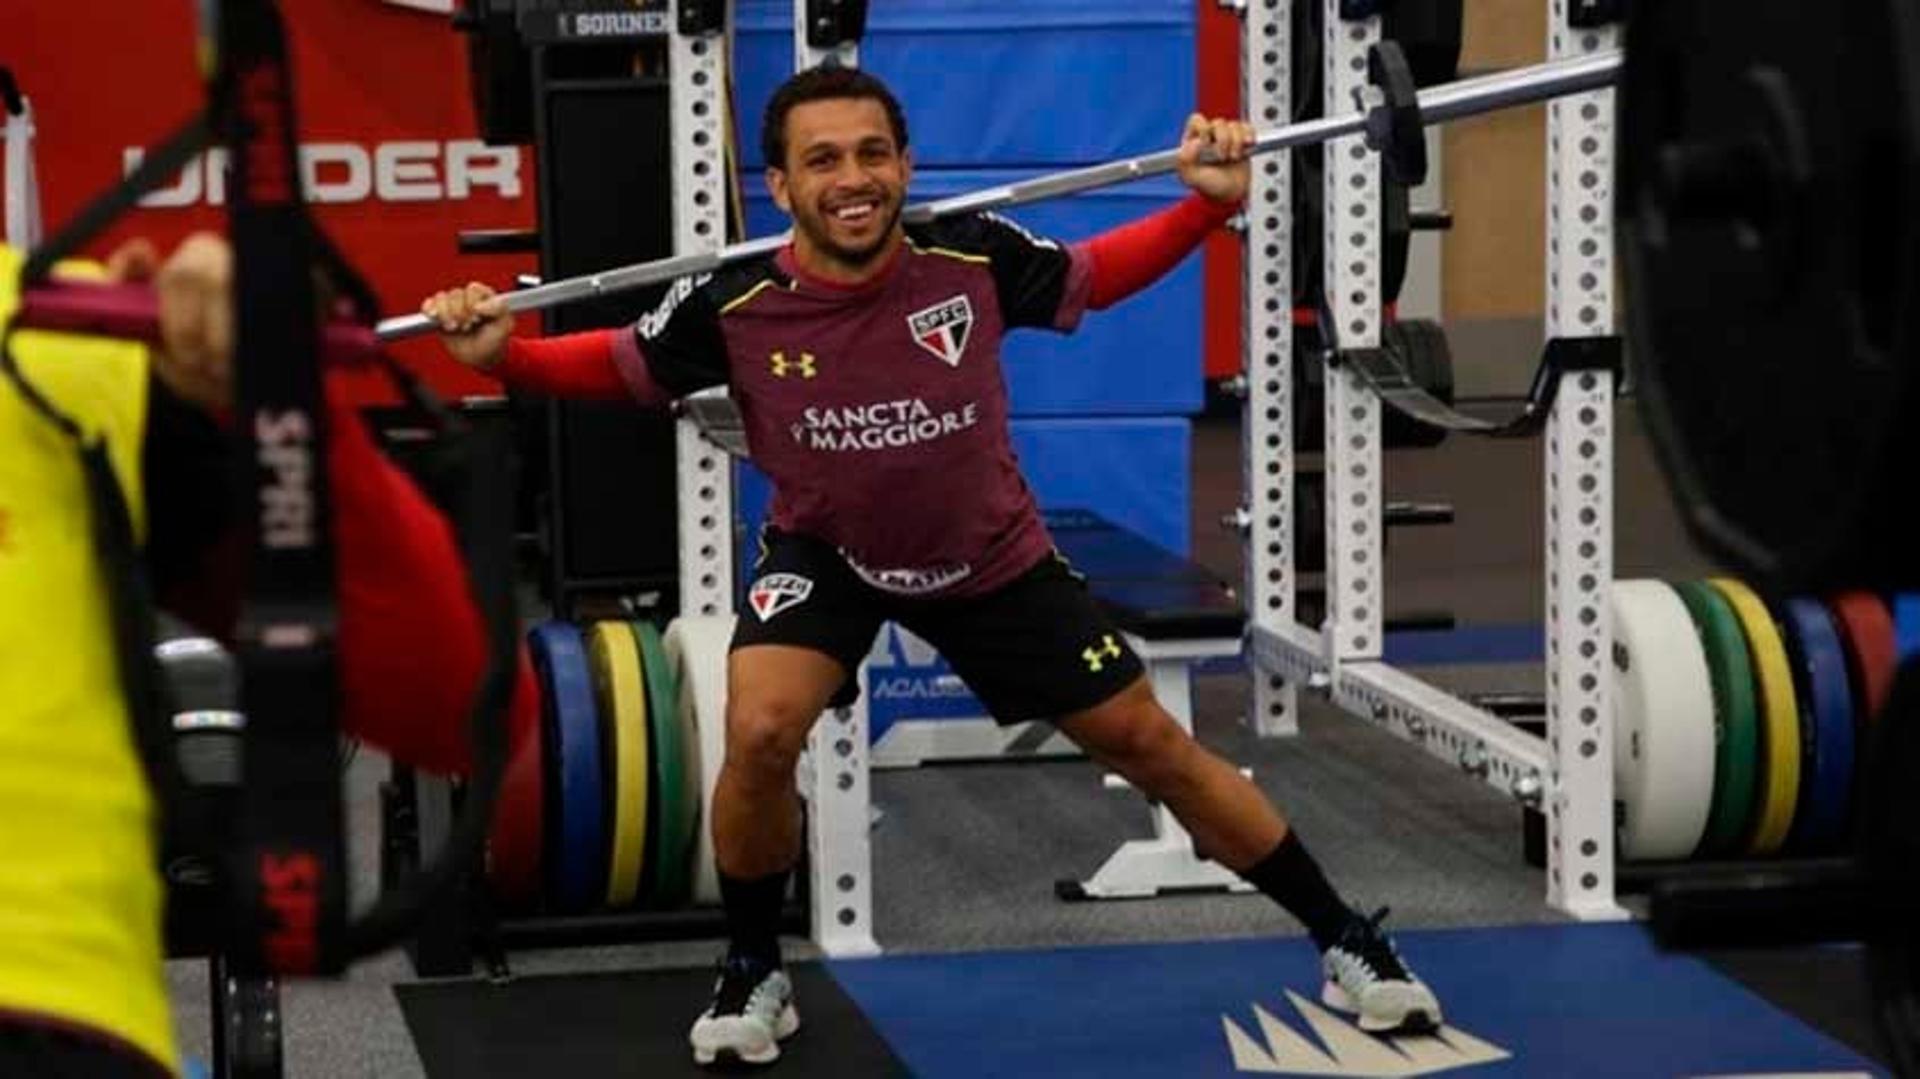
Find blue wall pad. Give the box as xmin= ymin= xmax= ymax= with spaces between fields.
xmin=826 ymin=923 xmax=1886 ymax=1078
xmin=735 ymin=0 xmax=1193 ymax=170
xmin=742 ymin=171 xmax=1203 ymax=417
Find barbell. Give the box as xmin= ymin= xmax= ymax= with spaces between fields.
xmin=371 ymin=49 xmax=1620 ymax=345
xmin=385 ymin=3 xmax=1918 ymax=610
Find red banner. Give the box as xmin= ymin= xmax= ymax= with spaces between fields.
xmin=3 ymin=0 xmax=537 ymax=404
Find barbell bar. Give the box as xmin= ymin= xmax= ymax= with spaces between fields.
xmin=373 ymin=48 xmax=1622 ymax=343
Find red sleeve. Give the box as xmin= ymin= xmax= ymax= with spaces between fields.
xmin=496 ymin=328 xmax=673 ymax=406
xmin=1079 ymin=192 xmax=1241 ymax=310
xmin=325 ymin=372 xmax=538 ymax=776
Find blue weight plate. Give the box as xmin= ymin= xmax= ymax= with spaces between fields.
xmin=1780 ymin=599 xmax=1857 ymax=853
xmin=1895 ymin=593 xmax=1920 ymax=660
xmin=529 ymin=622 xmax=607 ymax=913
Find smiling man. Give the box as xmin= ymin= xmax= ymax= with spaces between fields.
xmin=422 ymin=65 xmax=1444 ymax=1069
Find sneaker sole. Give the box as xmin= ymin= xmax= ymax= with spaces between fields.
xmin=692 ymin=1005 xmax=802 ymax=1068
xmin=1320 ymin=981 xmax=1442 ymax=1035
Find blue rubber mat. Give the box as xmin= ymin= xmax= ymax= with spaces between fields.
xmin=825 ymin=922 xmax=1886 ymax=1078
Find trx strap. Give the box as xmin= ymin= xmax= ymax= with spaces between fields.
xmin=216 ymin=0 xmax=348 ymax=976
xmin=9 ymin=0 xmax=515 ymax=977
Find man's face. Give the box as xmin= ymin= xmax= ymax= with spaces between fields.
xmin=767 ymin=97 xmax=911 ymax=270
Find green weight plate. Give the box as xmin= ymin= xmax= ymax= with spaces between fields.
xmin=634 ymin=619 xmax=692 ymax=908
xmin=1673 ymin=580 xmax=1761 ymax=856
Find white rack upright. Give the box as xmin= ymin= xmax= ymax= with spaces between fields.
xmin=1235 ymin=0 xmax=1629 ymax=921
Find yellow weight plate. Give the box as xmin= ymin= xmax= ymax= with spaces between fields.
xmin=588 ymin=621 xmax=649 ymax=907
xmin=1708 ymin=578 xmax=1801 ymax=855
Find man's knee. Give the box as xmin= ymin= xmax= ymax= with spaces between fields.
xmin=724 ymin=697 xmax=816 ymax=782
xmin=1075 ymin=693 xmax=1195 ymax=784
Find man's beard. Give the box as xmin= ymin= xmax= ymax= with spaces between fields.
xmin=799 ymin=197 xmax=903 ymax=269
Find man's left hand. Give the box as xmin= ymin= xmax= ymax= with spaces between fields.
xmin=1176 ymin=113 xmax=1255 ymax=206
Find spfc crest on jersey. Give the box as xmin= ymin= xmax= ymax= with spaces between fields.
xmin=749 ymin=573 xmax=814 ymax=621
xmin=907 ymin=294 xmax=974 ymax=367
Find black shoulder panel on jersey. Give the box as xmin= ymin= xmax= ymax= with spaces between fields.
xmin=909 ymin=212 xmax=1075 ymax=330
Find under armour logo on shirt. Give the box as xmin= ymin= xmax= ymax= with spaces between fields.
xmin=771 ymin=350 xmax=818 ymax=379
xmin=1082 ymin=634 xmax=1123 ymax=673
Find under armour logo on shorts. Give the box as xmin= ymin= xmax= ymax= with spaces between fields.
xmin=1082 ymin=634 xmax=1123 ymax=673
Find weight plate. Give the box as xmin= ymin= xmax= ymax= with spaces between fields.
xmin=529 ymin=622 xmax=606 ymax=913
xmin=588 ymin=621 xmax=649 ymax=909
xmin=1292 ymin=151 xmax=1415 ymax=310
xmin=1673 ymin=580 xmax=1761 ymax=857
xmin=1829 ymin=591 xmax=1899 ymax=723
xmin=666 ymin=615 xmax=733 ymax=906
xmin=635 ymin=619 xmax=693 ymax=908
xmin=1609 ymin=580 xmax=1717 ymax=860
xmin=486 ymin=651 xmax=545 ymax=911
xmin=1896 ymin=593 xmax=1920 ymax=659
xmin=1708 ymin=578 xmax=1802 ymax=854
xmin=1779 ymin=599 xmax=1857 ymax=854
xmin=1621 ymin=1 xmax=1920 ymax=595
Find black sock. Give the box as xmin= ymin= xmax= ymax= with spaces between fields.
xmin=720 ymin=867 xmax=791 ymax=968
xmin=1239 ymin=831 xmax=1357 ymax=950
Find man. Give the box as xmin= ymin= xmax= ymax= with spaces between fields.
xmin=1 ymin=233 xmax=537 ymax=1077
xmin=422 ymin=66 xmax=1443 ymax=1068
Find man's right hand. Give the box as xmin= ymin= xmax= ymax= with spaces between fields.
xmin=420 ymin=282 xmax=513 ymax=371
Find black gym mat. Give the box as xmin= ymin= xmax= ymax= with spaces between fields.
xmin=395 ymin=963 xmax=909 ymax=1078
xmin=1705 ymin=944 xmax=1893 ymax=1069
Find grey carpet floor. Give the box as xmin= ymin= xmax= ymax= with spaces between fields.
xmin=162 ymin=397 xmax=1721 ymax=1075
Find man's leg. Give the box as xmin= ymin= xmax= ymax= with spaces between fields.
xmin=1058 ymin=678 xmax=1442 ymax=1034
xmin=905 ymin=555 xmax=1441 ymax=1035
xmin=712 ymin=644 xmax=846 ymax=962
xmin=691 ymin=528 xmax=883 ymax=1068
xmin=690 ymin=646 xmax=845 ymax=1068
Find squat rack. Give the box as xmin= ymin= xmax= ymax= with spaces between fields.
xmin=1234 ymin=0 xmax=1627 ymax=922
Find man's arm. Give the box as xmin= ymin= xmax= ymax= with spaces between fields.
xmin=493 ymin=329 xmax=661 ymax=404
xmin=422 ymin=275 xmax=729 ymax=406
xmin=1079 ymin=192 xmax=1241 ymax=311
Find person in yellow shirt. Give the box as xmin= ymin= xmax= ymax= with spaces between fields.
xmin=0 ymin=232 xmax=539 ymax=1076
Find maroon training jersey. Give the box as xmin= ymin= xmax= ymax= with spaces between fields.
xmin=618 ymin=213 xmax=1093 ymax=598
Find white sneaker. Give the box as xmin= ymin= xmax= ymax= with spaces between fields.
xmin=690 ymin=956 xmax=801 ymax=1066
xmin=1319 ymin=908 xmax=1444 ymax=1034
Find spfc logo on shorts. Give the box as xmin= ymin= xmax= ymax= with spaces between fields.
xmin=907 ymin=295 xmax=974 ymax=367
xmin=749 ymin=573 xmax=814 ymax=621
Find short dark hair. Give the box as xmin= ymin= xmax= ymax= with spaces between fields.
xmin=760 ymin=65 xmax=909 ymax=170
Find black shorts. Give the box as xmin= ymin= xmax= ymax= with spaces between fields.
xmin=733 ymin=529 xmax=1145 ymax=722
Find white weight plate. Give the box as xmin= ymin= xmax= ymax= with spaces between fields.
xmin=1611 ymin=580 xmax=1718 ymax=860
xmin=665 ymin=615 xmax=733 ymax=906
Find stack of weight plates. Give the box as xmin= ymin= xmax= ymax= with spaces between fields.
xmin=1611 ymin=579 xmax=1897 ymax=862
xmin=501 ymin=617 xmax=725 ymax=914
